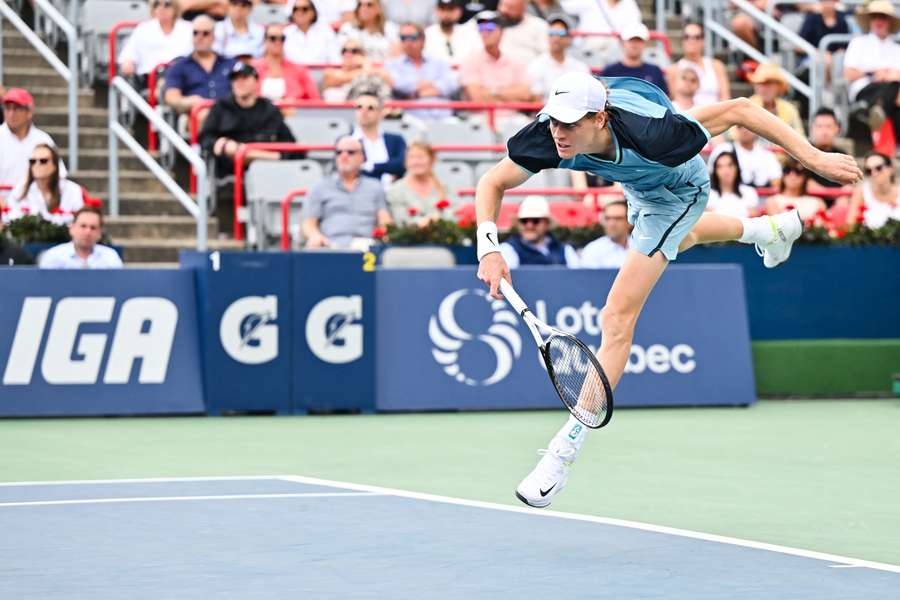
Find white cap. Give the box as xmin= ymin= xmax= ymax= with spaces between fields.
xmin=538 ymin=72 xmax=608 ymax=124
xmin=620 ymin=23 xmax=649 ymax=41
xmin=518 ymin=195 xmax=551 ymax=220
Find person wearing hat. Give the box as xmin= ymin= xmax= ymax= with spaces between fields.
xmin=601 ymin=23 xmax=669 ymax=96
xmin=424 ymin=0 xmax=475 ymax=65
xmin=526 ymin=14 xmax=590 ymax=100
xmin=474 ymin=71 xmax=861 ymax=509
xmin=497 ymin=195 xmax=579 ymax=268
xmin=748 ymin=63 xmax=804 ymax=138
xmin=843 ymin=0 xmax=900 ymax=148
xmin=0 ymin=87 xmax=67 ymax=187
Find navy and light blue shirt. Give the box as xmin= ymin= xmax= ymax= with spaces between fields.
xmin=164 ymin=54 xmax=235 ymax=99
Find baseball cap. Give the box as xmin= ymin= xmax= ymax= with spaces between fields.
xmin=620 ymin=23 xmax=649 ymax=41
xmin=228 ymin=62 xmax=258 ymax=79
xmin=474 ymin=10 xmax=500 ymax=24
xmin=2 ymin=87 xmax=34 ymax=108
xmin=436 ymin=0 xmax=462 ymax=7
xmin=538 ymin=72 xmax=608 ymax=124
xmin=546 ymin=13 xmax=575 ymax=32
xmin=518 ymin=196 xmax=551 ymax=220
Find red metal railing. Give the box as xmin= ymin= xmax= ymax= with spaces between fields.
xmin=108 ymin=20 xmax=140 ymax=81
xmin=280 ymin=188 xmax=306 ymax=250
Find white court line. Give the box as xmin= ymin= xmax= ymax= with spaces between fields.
xmin=279 ymin=474 xmax=900 ymax=576
xmin=0 ymin=475 xmax=288 ymax=487
xmin=0 ymin=491 xmax=380 ymax=508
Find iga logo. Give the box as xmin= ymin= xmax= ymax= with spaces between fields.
xmin=305 ymin=295 xmax=363 ymax=364
xmin=429 ymin=289 xmax=521 ymax=386
xmin=220 ymin=295 xmax=278 ymax=365
xmin=2 ymin=297 xmax=177 ymax=385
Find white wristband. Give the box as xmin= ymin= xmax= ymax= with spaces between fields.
xmin=476 ymin=221 xmax=500 ymax=261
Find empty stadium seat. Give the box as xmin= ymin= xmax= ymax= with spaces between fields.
xmin=79 ymin=0 xmax=147 ymax=86
xmin=251 ymin=3 xmax=287 ymax=25
xmin=433 ymin=161 xmax=474 ymax=201
xmin=245 ymin=159 xmax=323 ymax=247
xmin=381 ymin=117 xmax=427 ymax=143
xmin=285 ymin=116 xmax=350 ymax=159
xmin=425 ymin=120 xmax=499 ymax=161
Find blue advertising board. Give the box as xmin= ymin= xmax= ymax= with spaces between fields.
xmin=376 ymin=266 xmax=756 ymax=411
xmin=0 ymin=270 xmax=204 ymax=417
xmin=181 ymin=251 xmax=294 ymax=414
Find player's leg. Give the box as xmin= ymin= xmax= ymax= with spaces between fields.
xmin=679 ymin=210 xmax=804 ymax=268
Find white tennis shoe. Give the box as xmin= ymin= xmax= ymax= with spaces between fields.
xmin=515 ymin=436 xmax=577 ymax=509
xmin=758 ymin=209 xmax=803 ymax=269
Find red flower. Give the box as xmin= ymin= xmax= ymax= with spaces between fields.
xmin=435 ymin=199 xmax=451 ymax=210
xmin=859 ymin=203 xmax=868 ymax=213
xmin=815 ymin=209 xmax=828 ymax=219
xmin=372 ymin=226 xmax=387 ymax=238
xmin=407 ymin=206 xmax=419 ymax=216
xmin=21 ymin=206 xmax=30 ymax=214
xmin=785 ymin=204 xmax=796 ymax=211
xmin=0 ymin=206 xmax=8 ymax=214
xmin=457 ymin=217 xmax=472 ymax=228
xmin=50 ymin=207 xmax=62 ymax=214
xmin=835 ymin=229 xmax=847 ymax=238
xmin=856 ymin=212 xmax=866 ymax=223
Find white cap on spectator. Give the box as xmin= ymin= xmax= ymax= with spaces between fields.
xmin=538 ymin=72 xmax=608 ymax=124
xmin=620 ymin=23 xmax=649 ymax=41
xmin=518 ymin=195 xmax=552 ymax=220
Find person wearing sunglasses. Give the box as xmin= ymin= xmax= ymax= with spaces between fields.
xmin=497 ymin=195 xmax=579 ymax=268
xmin=284 ymin=0 xmax=341 ymax=65
xmin=351 ymin=89 xmax=406 ymax=187
xmin=526 ymin=14 xmax=589 ymax=101
xmin=847 ymin=152 xmax=900 ymax=229
xmin=764 ymin=159 xmax=826 ymax=221
xmin=301 ymin=134 xmax=393 ymax=249
xmin=252 ymin=23 xmax=320 ymax=102
xmin=385 ymin=22 xmax=458 ymax=121
xmin=669 ymin=22 xmax=729 ymax=108
xmin=213 ymin=0 xmax=265 ymax=59
xmin=7 ymin=144 xmax=84 ymax=225
xmin=118 ymin=0 xmax=193 ymax=79
xmin=337 ymin=0 xmax=400 ymax=62
xmin=0 ymin=88 xmax=67 ymax=189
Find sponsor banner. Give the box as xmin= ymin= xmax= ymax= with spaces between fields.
xmin=0 ymin=270 xmax=204 ymax=417
xmin=377 ymin=266 xmax=756 ymax=411
xmin=292 ymin=252 xmax=376 ymax=413
xmin=182 ymin=251 xmax=293 ymax=414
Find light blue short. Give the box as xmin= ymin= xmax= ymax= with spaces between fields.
xmin=625 ymin=181 xmax=710 ymax=261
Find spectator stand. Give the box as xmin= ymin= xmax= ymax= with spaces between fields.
xmin=82 ymin=1 xmax=144 ymax=86
xmin=570 ymin=30 xmax=673 ymax=71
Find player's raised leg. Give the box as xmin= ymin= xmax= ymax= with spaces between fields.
xmin=679 ymin=210 xmax=804 ymax=268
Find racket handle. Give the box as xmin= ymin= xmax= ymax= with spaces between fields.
xmin=499 ymin=279 xmax=529 ymax=316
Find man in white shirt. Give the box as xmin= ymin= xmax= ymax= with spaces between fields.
xmin=496 ymin=0 xmax=549 ymax=64
xmin=499 ymin=195 xmax=580 ymax=268
xmin=0 ymin=88 xmax=66 ymax=187
xmin=39 ymin=207 xmax=124 ymax=269
xmin=580 ymin=199 xmax=629 ymax=269
xmin=527 ymin=14 xmax=590 ymax=100
xmin=709 ymin=126 xmax=783 ymax=190
xmin=423 ymin=0 xmax=474 ymax=65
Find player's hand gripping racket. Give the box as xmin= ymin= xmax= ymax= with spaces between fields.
xmin=499 ymin=279 xmax=613 ymax=429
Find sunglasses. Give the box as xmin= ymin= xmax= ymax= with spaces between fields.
xmin=783 ymin=167 xmax=806 ymax=175
xmin=152 ymin=1 xmax=173 ymax=7
xmin=866 ymin=163 xmax=888 ymax=176
xmin=293 ymin=4 xmax=312 ymax=12
xmin=548 ymin=29 xmax=570 ymax=37
xmin=193 ymin=29 xmax=213 ymax=37
xmin=336 ymin=149 xmax=361 ymax=155
xmin=342 ymin=47 xmax=363 ymax=54
xmin=358 ymin=1 xmax=376 ymax=7
xmin=477 ymin=22 xmax=499 ymax=33
xmin=29 ymin=157 xmax=52 ymax=165
xmin=683 ymin=33 xmax=703 ymax=40
xmin=519 ymin=218 xmax=545 ymax=226
xmin=266 ymin=34 xmax=286 ymax=42
xmin=355 ymin=103 xmax=379 ymax=111
xmin=399 ymin=33 xmax=421 ymax=42
xmin=229 ymin=0 xmax=252 ymax=5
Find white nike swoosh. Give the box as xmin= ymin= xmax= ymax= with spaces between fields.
xmin=638 ymin=236 xmax=652 ymax=240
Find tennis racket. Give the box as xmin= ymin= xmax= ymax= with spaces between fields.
xmin=500 ymin=279 xmax=613 ymax=429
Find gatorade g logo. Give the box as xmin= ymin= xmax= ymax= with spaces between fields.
xmin=305 ymin=295 xmax=364 ymax=364
xmin=220 ymin=296 xmax=278 ymax=365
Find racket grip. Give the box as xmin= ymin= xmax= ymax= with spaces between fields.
xmin=499 ymin=279 xmax=529 ymax=316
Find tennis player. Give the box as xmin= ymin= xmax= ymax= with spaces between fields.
xmin=475 ymin=73 xmax=861 ymax=508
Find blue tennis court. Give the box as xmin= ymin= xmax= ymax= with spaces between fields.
xmin=1 ymin=475 xmax=897 ymax=599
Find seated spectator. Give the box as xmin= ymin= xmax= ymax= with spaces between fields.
xmin=351 ymin=90 xmax=406 ymax=186
xmin=706 ymin=151 xmax=761 ymax=218
xmin=808 ymin=108 xmax=853 ymax=193
xmin=338 ymin=0 xmax=400 ymax=62
xmin=322 ymin=39 xmax=393 ymax=102
xmin=386 ymin=142 xmax=447 ymax=224
xmin=765 ymin=160 xmax=827 ymax=220
xmin=163 ymin=15 xmax=235 ymax=122
xmin=842 ymin=1 xmax=900 ymax=153
xmin=500 ymin=196 xmax=578 ymax=268
xmin=118 ymin=0 xmax=193 ymax=79
xmin=798 ymin=0 xmax=850 ymax=81
xmin=460 ymin=11 xmax=535 ymax=125
xmin=284 ymin=0 xmax=341 ymax=65
xmin=671 ymin=66 xmax=699 ymax=113
xmin=7 ymin=144 xmax=83 ymax=225
xmin=731 ymin=0 xmax=768 ymax=50
xmin=385 ymin=22 xmax=458 ymax=121
xmin=180 ymin=0 xmax=227 ymax=20
xmin=846 ymin=152 xmax=900 ymax=228
xmin=559 ymin=0 xmax=641 ymax=63
xmin=527 ymin=14 xmax=590 ymax=101
xmin=384 ymin=0 xmax=435 ymax=26
xmin=0 ymin=88 xmax=66 ymax=187
xmin=709 ymin=126 xmax=783 ymax=189
xmin=301 ymin=135 xmax=393 ymax=249
xmin=213 ymin=0 xmax=265 ymax=59
xmin=252 ymin=24 xmax=320 ymax=102
xmin=748 ymin=64 xmax=804 ymax=138
xmin=601 ymin=23 xmax=668 ymax=95
xmin=579 ymin=199 xmax=629 ymax=269
xmin=424 ymin=0 xmax=472 ymax=65
xmin=39 ymin=207 xmax=124 ymax=270
xmin=670 ymin=22 xmax=729 ymax=107
xmin=496 ymin=0 xmax=548 ymax=65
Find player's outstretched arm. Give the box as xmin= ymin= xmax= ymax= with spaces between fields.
xmin=687 ymin=98 xmax=862 ymax=185
xmin=475 ymin=157 xmax=530 ymax=299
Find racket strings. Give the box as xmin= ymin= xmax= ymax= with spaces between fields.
xmin=546 ymin=335 xmax=610 ymax=428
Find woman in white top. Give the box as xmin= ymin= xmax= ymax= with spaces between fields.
xmin=765 ymin=159 xmax=826 ymax=221
xmin=9 ymin=144 xmax=84 ymax=225
xmin=847 ymin=152 xmax=900 ymax=229
xmin=337 ymin=0 xmax=400 ymax=62
xmin=669 ymin=22 xmax=730 ymax=107
xmin=284 ymin=0 xmax=341 ymax=64
xmin=213 ymin=0 xmax=265 ymax=59
xmin=707 ymin=151 xmax=760 ymax=218
xmin=118 ymin=0 xmax=193 ymax=77
xmin=387 ymin=142 xmax=448 ymax=226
